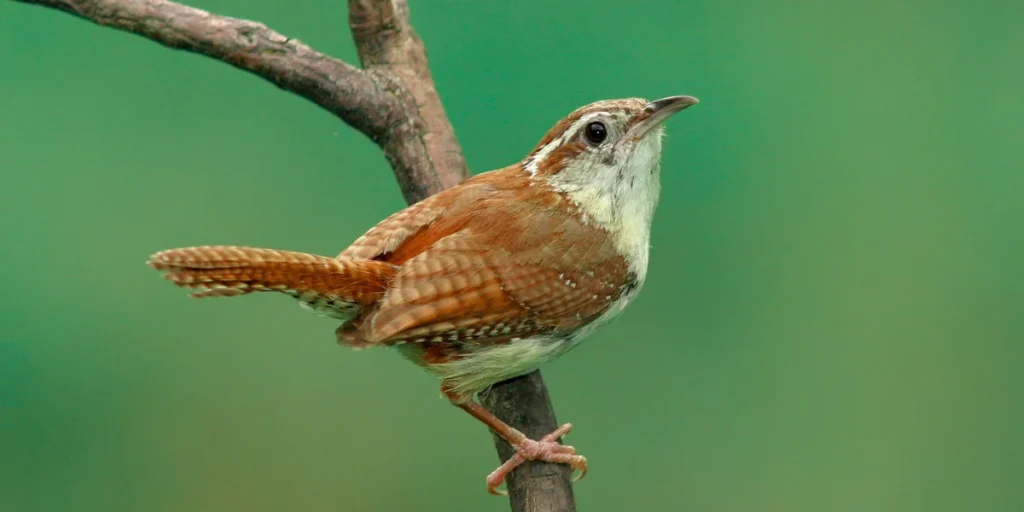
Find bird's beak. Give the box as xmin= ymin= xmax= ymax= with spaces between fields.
xmin=628 ymin=95 xmax=699 ymax=140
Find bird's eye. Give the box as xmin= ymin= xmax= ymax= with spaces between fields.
xmin=584 ymin=121 xmax=608 ymax=145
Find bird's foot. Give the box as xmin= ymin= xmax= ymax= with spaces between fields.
xmin=486 ymin=423 xmax=588 ymax=495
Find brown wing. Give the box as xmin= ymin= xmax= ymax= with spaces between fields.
xmin=338 ymin=170 xmax=499 ymax=263
xmin=345 ymin=169 xmax=632 ymax=345
xmin=337 ymin=194 xmax=446 ymax=261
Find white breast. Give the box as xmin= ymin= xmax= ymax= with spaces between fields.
xmin=432 ymin=127 xmax=665 ymax=397
xmin=547 ymin=128 xmax=663 ymax=280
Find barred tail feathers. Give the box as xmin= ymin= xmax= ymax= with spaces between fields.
xmin=147 ymin=246 xmax=396 ymax=318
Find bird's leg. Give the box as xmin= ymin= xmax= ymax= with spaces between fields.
xmin=442 ymin=385 xmax=588 ymax=495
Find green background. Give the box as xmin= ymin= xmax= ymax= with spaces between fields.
xmin=1 ymin=1 xmax=1021 ymax=510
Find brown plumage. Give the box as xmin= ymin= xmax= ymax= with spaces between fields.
xmin=336 ymin=169 xmax=631 ymax=347
xmin=149 ymin=246 xmax=394 ymax=304
xmin=149 ymin=170 xmax=631 ymax=354
xmin=147 ymin=95 xmax=698 ymax=494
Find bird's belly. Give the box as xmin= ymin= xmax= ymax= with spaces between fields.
xmin=423 ymin=283 xmax=643 ymax=397
xmin=421 ymin=335 xmax=575 ymax=397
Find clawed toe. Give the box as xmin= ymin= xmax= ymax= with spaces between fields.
xmin=484 ymin=423 xmax=589 ymax=495
xmin=571 ymin=456 xmax=588 ymax=481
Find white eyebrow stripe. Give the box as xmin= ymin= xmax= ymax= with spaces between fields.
xmin=525 ymin=112 xmax=607 ymax=174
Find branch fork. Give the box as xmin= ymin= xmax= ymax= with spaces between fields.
xmin=11 ymin=0 xmax=576 ymax=509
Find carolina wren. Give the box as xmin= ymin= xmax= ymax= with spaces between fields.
xmin=148 ymin=95 xmax=698 ymax=494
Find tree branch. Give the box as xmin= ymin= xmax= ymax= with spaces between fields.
xmin=348 ymin=0 xmax=468 ymax=201
xmin=13 ymin=0 xmax=399 ymax=146
xmin=12 ymin=0 xmax=575 ymax=509
xmin=481 ymin=372 xmax=577 ymax=512
xmin=344 ymin=5 xmax=574 ymax=509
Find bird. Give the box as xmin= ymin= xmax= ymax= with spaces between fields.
xmin=147 ymin=95 xmax=698 ymax=494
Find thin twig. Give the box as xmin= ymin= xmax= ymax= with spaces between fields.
xmin=12 ymin=0 xmax=576 ymax=509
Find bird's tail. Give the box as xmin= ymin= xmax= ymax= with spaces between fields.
xmin=147 ymin=246 xmax=396 ymax=318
